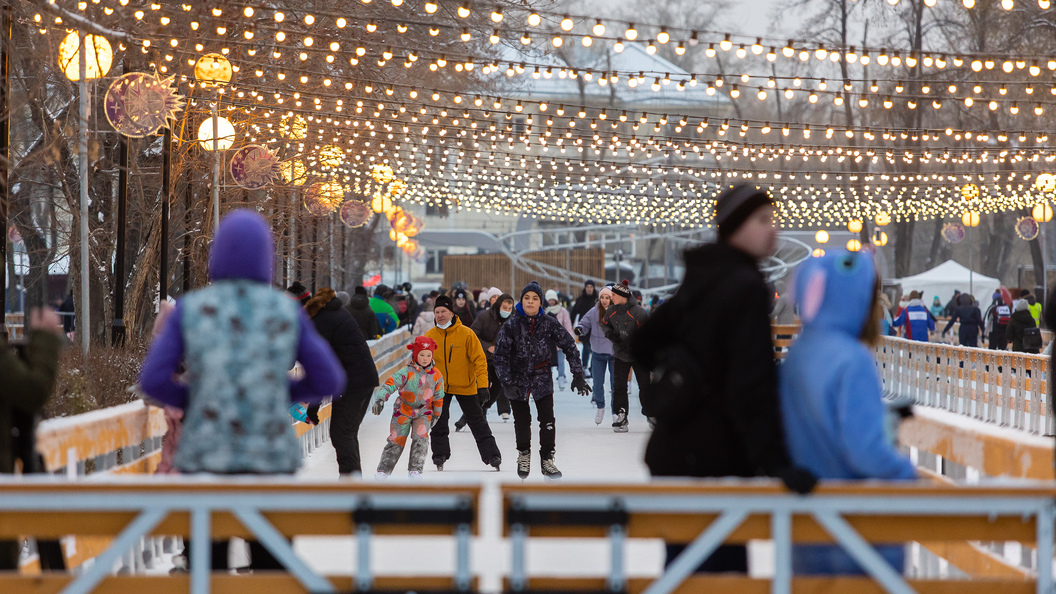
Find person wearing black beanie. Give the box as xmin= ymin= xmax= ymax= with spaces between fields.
xmin=630 ymin=184 xmax=816 ymax=573
xmin=286 ymin=281 xmax=311 ymax=306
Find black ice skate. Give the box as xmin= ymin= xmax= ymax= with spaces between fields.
xmin=489 ymin=456 xmax=502 ymax=471
xmin=613 ymin=411 xmax=629 ymax=433
xmin=541 ymin=458 xmax=562 ymax=480
xmin=516 ymin=450 xmax=531 ymax=479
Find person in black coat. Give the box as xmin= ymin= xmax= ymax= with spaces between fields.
xmin=942 ymin=293 xmax=983 ymax=347
xmin=305 ymin=287 xmax=380 ymax=476
xmin=348 ymin=286 xmax=383 ymax=340
xmin=631 ymin=184 xmax=816 ymax=574
xmin=569 ymin=280 xmax=598 ymax=378
xmin=463 ymin=293 xmax=515 ymax=425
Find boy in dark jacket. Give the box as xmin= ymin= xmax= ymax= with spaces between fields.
xmin=494 ymin=282 xmax=591 ymax=479
xmin=304 ymin=288 xmax=381 ymax=476
xmin=602 ymin=280 xmax=654 ymax=432
xmin=631 ymin=185 xmax=815 ymax=573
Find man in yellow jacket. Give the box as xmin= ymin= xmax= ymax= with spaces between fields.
xmin=427 ymin=295 xmax=502 ymax=471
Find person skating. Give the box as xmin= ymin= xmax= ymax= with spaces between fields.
xmin=371 ymin=336 xmax=445 ymax=478
xmin=570 ymin=280 xmax=599 ymax=377
xmin=426 ymin=295 xmax=502 ymax=471
xmin=575 ymin=286 xmax=615 ymax=425
xmin=892 ymin=291 xmax=935 ymax=342
xmin=1008 ymin=299 xmax=1042 ymax=353
xmin=780 ymin=251 xmax=916 ymax=575
xmin=544 ymin=289 xmax=575 ymax=390
xmin=370 ymin=285 xmax=399 ymax=334
xmin=942 ymin=293 xmax=983 ymax=347
xmin=602 ymin=280 xmax=654 ymax=432
xmin=451 ymin=287 xmax=477 ymax=327
xmin=631 ymin=185 xmax=816 ymax=574
xmin=347 ymin=286 xmax=383 ymax=340
xmin=984 ymin=292 xmax=1011 ymax=350
xmin=493 ymin=282 xmax=592 ymax=480
xmin=303 ymin=287 xmax=380 ymax=476
xmin=459 ymin=293 xmax=515 ymax=427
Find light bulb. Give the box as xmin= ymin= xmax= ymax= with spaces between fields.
xmin=626 ymin=25 xmax=638 ymax=40
xmin=527 ymin=13 xmax=541 ymax=26
xmin=561 ymin=16 xmax=573 ymax=31
xmin=657 ymin=29 xmax=670 ymax=44
xmin=424 ymin=2 xmax=437 ymax=13
xmin=490 ymin=8 xmax=502 ymax=22
xmin=593 ymin=21 xmax=605 ymax=36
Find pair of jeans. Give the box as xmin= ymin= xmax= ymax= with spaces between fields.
xmin=612 ymin=358 xmax=655 ymax=417
xmin=581 ymin=341 xmax=593 ymax=375
xmin=590 ymin=352 xmax=616 ymax=410
xmin=328 ymin=386 xmax=375 ymax=475
xmin=431 ymin=392 xmax=501 ymax=465
xmin=555 ymin=353 xmax=566 ymax=380
xmin=511 ymin=395 xmax=556 ymax=459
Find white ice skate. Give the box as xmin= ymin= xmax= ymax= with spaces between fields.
xmin=408 ymin=471 xmax=423 ymax=480
xmin=501 ymin=412 xmax=510 ymax=422
xmin=557 ymin=377 xmax=568 ymax=391
xmin=374 ymin=472 xmax=389 ymax=481
xmin=594 ymin=408 xmax=605 ymax=425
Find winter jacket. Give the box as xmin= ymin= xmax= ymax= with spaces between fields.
xmin=892 ymin=300 xmax=934 ymax=342
xmin=602 ymin=298 xmax=650 ymax=362
xmin=1007 ymin=309 xmax=1039 ymax=353
xmin=575 ymin=305 xmax=614 ymax=356
xmin=1029 ymin=300 xmax=1043 ymax=328
xmin=633 ymin=242 xmax=793 ymax=478
xmin=370 ymin=297 xmax=398 ymax=334
xmin=493 ymin=303 xmax=583 ymax=401
xmin=944 ymin=304 xmax=983 ymax=346
xmin=984 ymin=301 xmax=1009 ymax=343
xmin=0 ymin=331 xmax=60 ymax=474
xmin=453 ymin=304 xmax=477 ymax=328
xmin=348 ymin=294 xmax=383 ymax=340
xmin=307 ymin=289 xmax=379 ymax=391
xmin=412 ymin=311 xmax=435 ymax=337
xmin=570 ymin=288 xmax=598 ymax=323
xmin=779 ymin=252 xmax=915 ymax=575
xmin=930 ymin=301 xmax=945 ymax=319
xmin=373 ymin=358 xmax=445 ymax=421
xmin=547 ymin=305 xmax=575 ymax=336
xmin=425 ymin=316 xmax=489 ymax=395
xmin=140 ymin=210 xmax=345 ymax=475
xmin=470 ymin=305 xmax=508 ymax=360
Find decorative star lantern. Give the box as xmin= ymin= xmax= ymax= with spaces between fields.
xmin=104 ymin=72 xmax=183 ymax=138
xmin=229 ymin=145 xmax=280 ymax=190
xmin=1016 ymin=216 xmax=1040 ymax=241
xmin=941 ymin=222 xmax=966 ymax=244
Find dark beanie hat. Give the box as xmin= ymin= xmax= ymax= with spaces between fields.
xmin=611 ymin=280 xmax=632 ymax=300
xmin=715 ymin=184 xmax=773 ymax=241
xmin=521 ymin=281 xmax=545 ymax=302
xmin=434 ymin=294 xmax=455 ymax=312
xmin=354 ymin=285 xmax=368 ymax=295
xmin=286 ymin=281 xmax=311 ymax=305
xmin=453 ymin=287 xmax=469 ymax=300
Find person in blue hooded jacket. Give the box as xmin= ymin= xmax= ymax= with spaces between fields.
xmin=780 ymin=251 xmax=917 ymax=576
xmin=891 ymin=290 xmax=934 ymax=341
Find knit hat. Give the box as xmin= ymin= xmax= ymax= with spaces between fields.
xmin=286 ymin=281 xmax=311 ymax=305
xmin=599 ymin=285 xmax=613 ymax=299
xmin=545 ymin=289 xmax=560 ymax=303
xmin=485 ymin=287 xmax=503 ymax=302
xmin=434 ymin=294 xmax=455 ymax=312
xmin=453 ymin=287 xmax=469 ymax=301
xmin=521 ymin=281 xmax=545 ymax=302
xmin=354 ymin=285 xmax=368 ymax=295
xmin=1016 ymin=299 xmax=1030 ymax=312
xmin=584 ymin=279 xmax=596 ymax=288
xmin=407 ymin=336 xmax=438 ymax=360
xmin=611 ymin=280 xmax=633 ymax=300
xmin=715 ymin=184 xmax=773 ymax=241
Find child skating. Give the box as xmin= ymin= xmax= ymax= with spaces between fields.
xmin=372 ymin=336 xmax=445 ymax=479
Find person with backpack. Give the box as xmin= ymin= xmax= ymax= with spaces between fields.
xmin=892 ymin=291 xmax=935 ymax=342
xmin=984 ymin=292 xmax=1011 ymax=350
xmin=942 ymin=293 xmax=983 ymax=347
xmin=631 ymin=184 xmax=816 ymax=574
xmin=1008 ymin=299 xmax=1043 ymax=354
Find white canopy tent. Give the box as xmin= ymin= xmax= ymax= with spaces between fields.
xmin=896 ymin=260 xmax=1001 ymax=307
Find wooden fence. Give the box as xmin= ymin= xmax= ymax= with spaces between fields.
xmin=443 ymin=249 xmax=604 ymax=295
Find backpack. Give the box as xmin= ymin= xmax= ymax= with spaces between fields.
xmin=996 ymin=305 xmax=1011 ymax=326
xmin=1023 ymin=327 xmax=1043 ymax=353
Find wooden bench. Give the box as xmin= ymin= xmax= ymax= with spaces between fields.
xmin=501 ymin=481 xmax=1054 ymax=593
xmin=0 ymin=479 xmax=481 ymax=593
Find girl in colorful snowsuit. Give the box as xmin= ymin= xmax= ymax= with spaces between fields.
xmin=372 ymin=336 xmax=446 ymax=478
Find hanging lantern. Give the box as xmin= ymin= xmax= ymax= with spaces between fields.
xmin=1033 ymin=203 xmax=1054 ymax=222
xmin=318 ymin=144 xmax=345 ymax=168
xmin=371 ymin=164 xmax=395 ymax=184
xmin=280 ymin=159 xmax=307 ymax=186
xmin=873 ymin=230 xmax=889 ymax=247
xmin=194 ymin=53 xmax=233 ymax=87
xmin=848 ymin=219 xmax=863 ymax=233
xmin=814 ymin=230 xmax=830 ymax=244
xmin=281 ymin=114 xmax=307 ymax=140
xmin=339 ymin=199 xmax=373 ymax=228
xmin=960 ymin=183 xmax=980 ymax=201
xmin=303 ymin=181 xmax=344 ymax=216
xmin=197 ymin=117 xmax=235 ymax=150
xmin=874 ymin=212 xmax=891 ymax=227
xmin=961 ymin=211 xmax=981 ymax=227
xmin=104 ymin=72 xmax=183 ymax=138
xmin=1035 ymin=174 xmax=1056 ymax=193
xmin=1016 ymin=216 xmax=1041 ymax=240
xmin=941 ymin=222 xmax=966 ymax=244
xmin=229 ymin=145 xmax=280 ymax=190
xmin=59 ymin=32 xmax=113 ymax=81
xmin=846 ymin=239 xmax=862 ymax=252
xmin=389 ymin=179 xmax=408 ymax=196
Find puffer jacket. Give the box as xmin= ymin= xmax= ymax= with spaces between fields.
xmin=493 ymin=303 xmax=583 ymax=401
xmin=602 ymin=297 xmax=650 ymax=361
xmin=425 ymin=316 xmax=489 ymax=395
xmin=471 ymin=305 xmax=508 ymax=361
xmin=348 ymin=294 xmax=383 ymax=340
xmin=307 ymin=289 xmax=379 ymax=390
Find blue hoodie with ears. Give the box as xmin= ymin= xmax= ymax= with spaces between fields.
xmin=779 ymin=251 xmax=916 ymax=574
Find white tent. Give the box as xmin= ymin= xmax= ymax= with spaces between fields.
xmin=896 ymin=260 xmax=1001 ymax=307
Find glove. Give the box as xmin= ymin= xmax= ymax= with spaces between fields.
xmin=371 ymin=399 xmax=385 ymax=416
xmin=574 ymin=326 xmax=584 ymax=336
xmin=505 ymin=385 xmax=525 ymax=402
xmin=288 ymin=403 xmax=309 ymax=424
xmin=477 ymin=387 xmax=491 ymax=404
xmin=570 ymin=373 xmax=592 ymax=396
xmin=777 ymin=466 xmax=818 ymax=495
xmin=305 ymin=404 xmax=320 ymax=426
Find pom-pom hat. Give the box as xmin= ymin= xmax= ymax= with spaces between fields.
xmin=408 ymin=336 xmax=438 ymax=360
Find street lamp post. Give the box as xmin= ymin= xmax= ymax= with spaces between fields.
xmin=194 ymin=54 xmax=233 ymax=233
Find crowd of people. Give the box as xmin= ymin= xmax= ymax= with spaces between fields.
xmin=9 ymin=185 xmax=1055 ymax=578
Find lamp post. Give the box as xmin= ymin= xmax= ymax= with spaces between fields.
xmin=60 ymin=31 xmax=112 ymax=354
xmin=963 ymin=211 xmax=981 ymax=298
xmin=194 ymin=54 xmax=233 ymax=233
xmin=1033 ymin=202 xmax=1053 ymax=308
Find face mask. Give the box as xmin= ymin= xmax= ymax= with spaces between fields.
xmin=437 ymin=320 xmax=453 ymax=329
xmin=500 ymin=309 xmax=512 ymax=319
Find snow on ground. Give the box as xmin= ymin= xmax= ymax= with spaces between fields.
xmin=293 ymin=371 xmax=680 ymax=592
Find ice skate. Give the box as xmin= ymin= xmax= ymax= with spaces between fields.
xmin=489 ymin=456 xmax=502 ymax=471
xmin=557 ymin=377 xmax=568 ymax=391
xmin=374 ymin=472 xmax=389 ymax=481
xmin=594 ymin=408 xmax=605 ymax=425
xmin=516 ymin=450 xmax=531 ymax=479
xmin=408 ymin=471 xmax=422 ymax=479
xmin=501 ymin=412 xmax=510 ymax=422
xmin=541 ymin=458 xmax=563 ymax=480
xmin=613 ymin=412 xmax=629 ymax=433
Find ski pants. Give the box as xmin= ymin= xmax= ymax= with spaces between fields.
xmin=431 ymin=392 xmax=501 ymax=465
xmin=329 ymin=386 xmax=374 ymax=475
xmin=377 ymin=412 xmax=431 ymax=475
xmin=612 ymin=358 xmax=656 ymax=417
xmin=511 ymin=394 xmax=556 ymax=460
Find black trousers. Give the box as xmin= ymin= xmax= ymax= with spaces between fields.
xmin=511 ymin=395 xmax=556 ymax=459
xmin=463 ymin=364 xmax=511 ymax=421
xmin=990 ymin=332 xmax=1007 ymax=350
xmin=329 ymin=386 xmax=375 ymax=475
xmin=665 ymin=544 xmax=748 ymax=574
xmin=613 ymin=358 xmax=656 ymax=417
xmin=431 ymin=392 xmax=501 ymax=465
